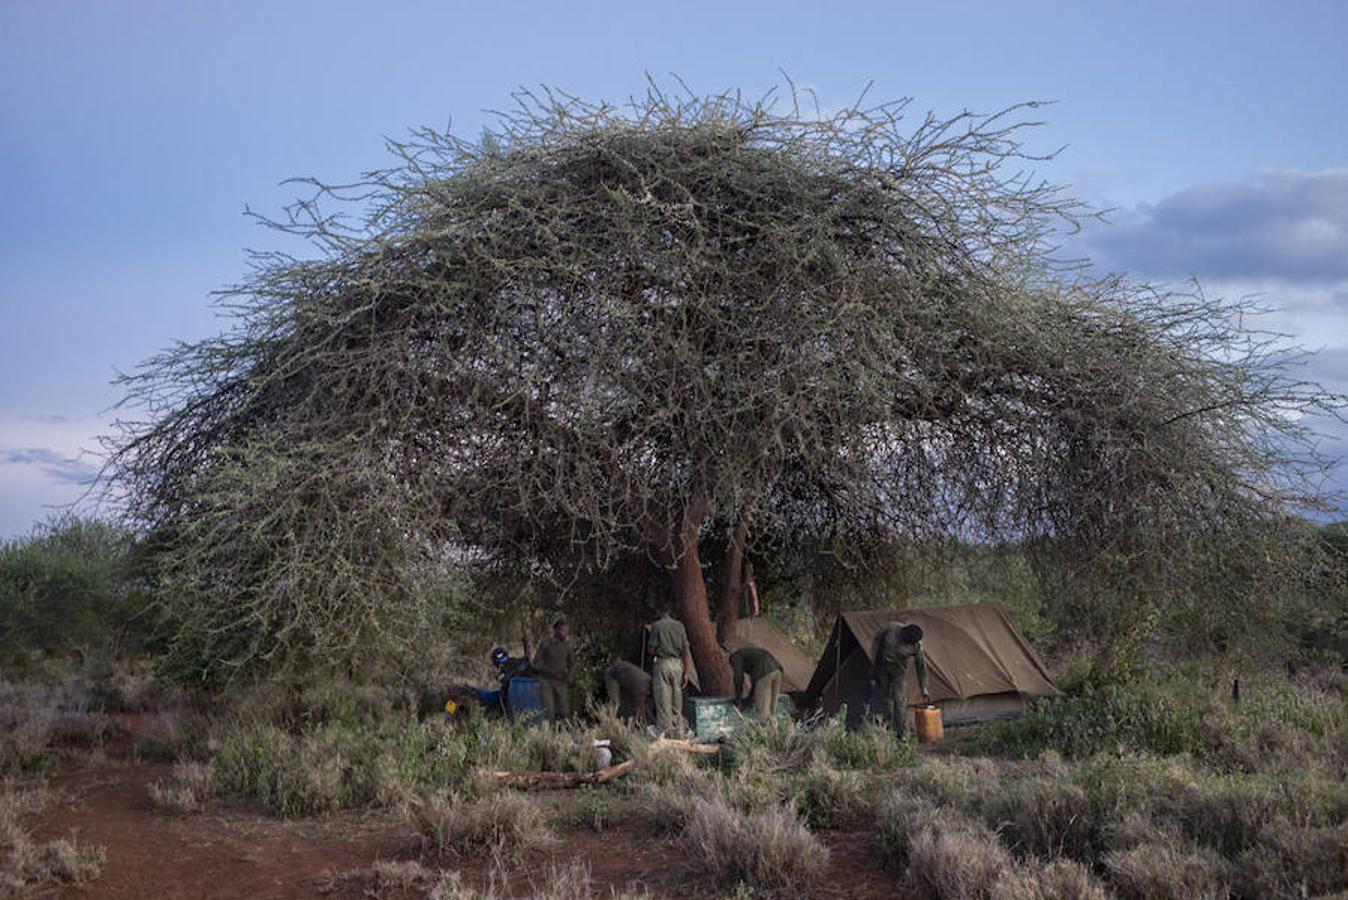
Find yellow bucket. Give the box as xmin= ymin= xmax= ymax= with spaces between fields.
xmin=915 ymin=705 xmax=944 ymax=743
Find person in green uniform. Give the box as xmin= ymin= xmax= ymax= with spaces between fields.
xmin=729 ymin=646 xmax=783 ymax=721
xmin=646 ymin=605 xmax=691 ymax=734
xmin=868 ymin=622 xmax=930 ymax=739
xmin=604 ymin=659 xmax=654 ymax=725
xmin=532 ymin=618 xmax=574 ymax=725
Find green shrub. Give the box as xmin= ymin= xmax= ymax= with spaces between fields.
xmin=727 ymin=717 xmax=818 ymax=774
xmin=210 ymin=715 xmax=468 ymax=815
xmin=817 ymin=718 xmax=918 ymax=770
xmin=0 ymin=516 xmax=152 ymax=662
xmin=790 ymin=758 xmax=870 ymax=828
xmin=977 ymin=665 xmax=1347 ymax=773
xmin=874 ymin=789 xmax=945 ymax=869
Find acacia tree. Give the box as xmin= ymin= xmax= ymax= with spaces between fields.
xmin=108 ymin=83 xmax=1338 ymax=688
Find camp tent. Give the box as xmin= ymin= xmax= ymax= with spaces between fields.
xmin=667 ymin=616 xmax=813 ymax=696
xmin=805 ymin=602 xmax=1059 ymax=727
xmin=722 ymin=616 xmax=816 ymax=694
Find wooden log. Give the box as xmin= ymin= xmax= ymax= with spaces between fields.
xmin=652 ymin=737 xmax=722 ymax=755
xmin=488 ymin=758 xmax=636 ymax=789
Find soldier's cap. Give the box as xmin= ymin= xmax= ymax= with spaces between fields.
xmin=899 ymin=624 xmax=923 ymax=644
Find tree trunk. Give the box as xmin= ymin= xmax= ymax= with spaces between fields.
xmin=668 ymin=496 xmax=733 ymax=697
xmin=717 ymin=516 xmax=750 ymax=644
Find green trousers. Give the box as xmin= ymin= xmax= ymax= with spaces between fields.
xmin=652 ymin=657 xmax=684 ymax=734
xmin=875 ymin=670 xmax=908 ymax=739
xmin=539 ymin=677 xmax=569 ymax=724
xmin=750 ymin=669 xmax=782 ymax=721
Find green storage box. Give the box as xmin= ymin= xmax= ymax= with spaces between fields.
xmin=683 ymin=696 xmax=742 ymax=740
xmin=682 ymin=695 xmax=792 ymax=740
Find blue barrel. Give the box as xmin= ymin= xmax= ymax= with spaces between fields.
xmin=506 ymin=676 xmax=545 ymax=726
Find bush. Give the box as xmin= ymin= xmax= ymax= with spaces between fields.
xmin=148 ymin=761 xmax=214 ymax=814
xmin=816 ymin=717 xmax=917 ymax=770
xmin=727 ymin=718 xmax=818 ymax=775
xmin=904 ymin=814 xmax=1016 ymax=900
xmin=1 ymin=778 xmax=105 ymax=898
xmin=874 ymin=789 xmax=944 ymax=869
xmin=978 ymin=664 xmax=1347 ymax=773
xmin=1235 ymin=822 xmax=1348 ymax=899
xmin=681 ymin=796 xmax=828 ymax=891
xmin=0 ymin=516 xmax=151 ymax=662
xmin=0 ymin=836 xmax=107 ymax=897
xmin=210 ymin=715 xmax=468 ymax=815
xmin=1104 ymin=843 xmax=1232 ymax=900
xmin=411 ymin=791 xmax=554 ymax=857
xmin=790 ymin=758 xmax=870 ymax=828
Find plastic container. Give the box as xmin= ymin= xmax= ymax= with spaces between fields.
xmin=506 ymin=676 xmax=545 ymax=726
xmin=915 ymin=705 xmax=944 ymax=743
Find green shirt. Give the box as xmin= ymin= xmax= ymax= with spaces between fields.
xmin=533 ymin=635 xmax=574 ymax=683
xmin=870 ymin=623 xmax=930 ymax=697
xmin=730 ymin=646 xmax=782 ymax=700
xmin=647 ymin=614 xmax=688 ymax=660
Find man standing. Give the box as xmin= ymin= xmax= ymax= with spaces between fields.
xmin=647 ymin=605 xmax=691 ymax=734
xmin=869 ymin=622 xmax=931 ymax=739
xmin=729 ymin=646 xmax=783 ymax=722
xmin=604 ymin=659 xmax=654 ymax=725
xmin=532 ymin=618 xmax=574 ymax=725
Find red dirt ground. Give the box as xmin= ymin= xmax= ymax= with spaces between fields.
xmin=27 ymin=744 xmax=901 ymax=898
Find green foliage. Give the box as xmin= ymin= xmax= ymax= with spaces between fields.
xmin=210 ymin=716 xmax=467 ymax=815
xmin=0 ymin=516 xmax=151 ymax=662
xmin=974 ymin=663 xmax=1347 ymax=768
xmin=875 ymin=750 xmax=1348 ymax=899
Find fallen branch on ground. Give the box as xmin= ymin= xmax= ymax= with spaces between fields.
xmin=653 ymin=737 xmax=723 ymax=755
xmin=487 ymin=759 xmax=636 ymax=789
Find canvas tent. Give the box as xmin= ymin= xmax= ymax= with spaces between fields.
xmin=805 ymin=602 xmax=1058 ymax=727
xmin=666 ymin=616 xmax=814 ymax=696
xmin=722 ymin=616 xmax=816 ymax=694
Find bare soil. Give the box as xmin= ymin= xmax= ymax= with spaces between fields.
xmin=26 ymin=746 xmax=899 ymax=899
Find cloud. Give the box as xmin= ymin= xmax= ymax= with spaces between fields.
xmin=0 ymin=447 xmax=98 ymax=485
xmin=1078 ymin=168 xmax=1348 ymax=284
xmin=0 ymin=414 xmax=111 ymax=538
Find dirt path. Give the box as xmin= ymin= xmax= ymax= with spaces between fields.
xmin=35 ymin=763 xmax=412 ymax=899
xmin=29 ymin=762 xmax=899 ymax=899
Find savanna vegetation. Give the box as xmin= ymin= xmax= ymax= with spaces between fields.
xmin=3 ymin=80 xmax=1347 ymax=897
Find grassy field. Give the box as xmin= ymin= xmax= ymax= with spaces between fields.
xmin=1 ymin=654 xmax=1344 ymax=899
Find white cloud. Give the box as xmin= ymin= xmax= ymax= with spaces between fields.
xmin=0 ymin=413 xmax=113 ymax=538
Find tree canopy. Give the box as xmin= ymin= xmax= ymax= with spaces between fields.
xmin=107 ymin=82 xmax=1340 ymax=687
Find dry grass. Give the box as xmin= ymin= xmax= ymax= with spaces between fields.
xmin=904 ymin=814 xmax=1015 ymax=900
xmin=321 ymin=859 xmax=436 ymax=896
xmin=411 ymin=791 xmax=555 ymax=858
xmin=789 ymin=757 xmax=870 ymax=828
xmin=148 ymin=761 xmax=215 ymax=814
xmin=1103 ymin=843 xmax=1232 ymax=900
xmin=1 ymin=778 xmax=105 ymax=898
xmin=680 ymin=795 xmax=828 ymax=892
xmin=1029 ymin=858 xmax=1111 ymax=900
xmin=423 ymin=858 xmax=653 ymax=900
xmin=1234 ymin=822 xmax=1348 ymax=898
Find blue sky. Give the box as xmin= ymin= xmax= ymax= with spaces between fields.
xmin=2 ymin=0 xmax=1346 ymax=537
